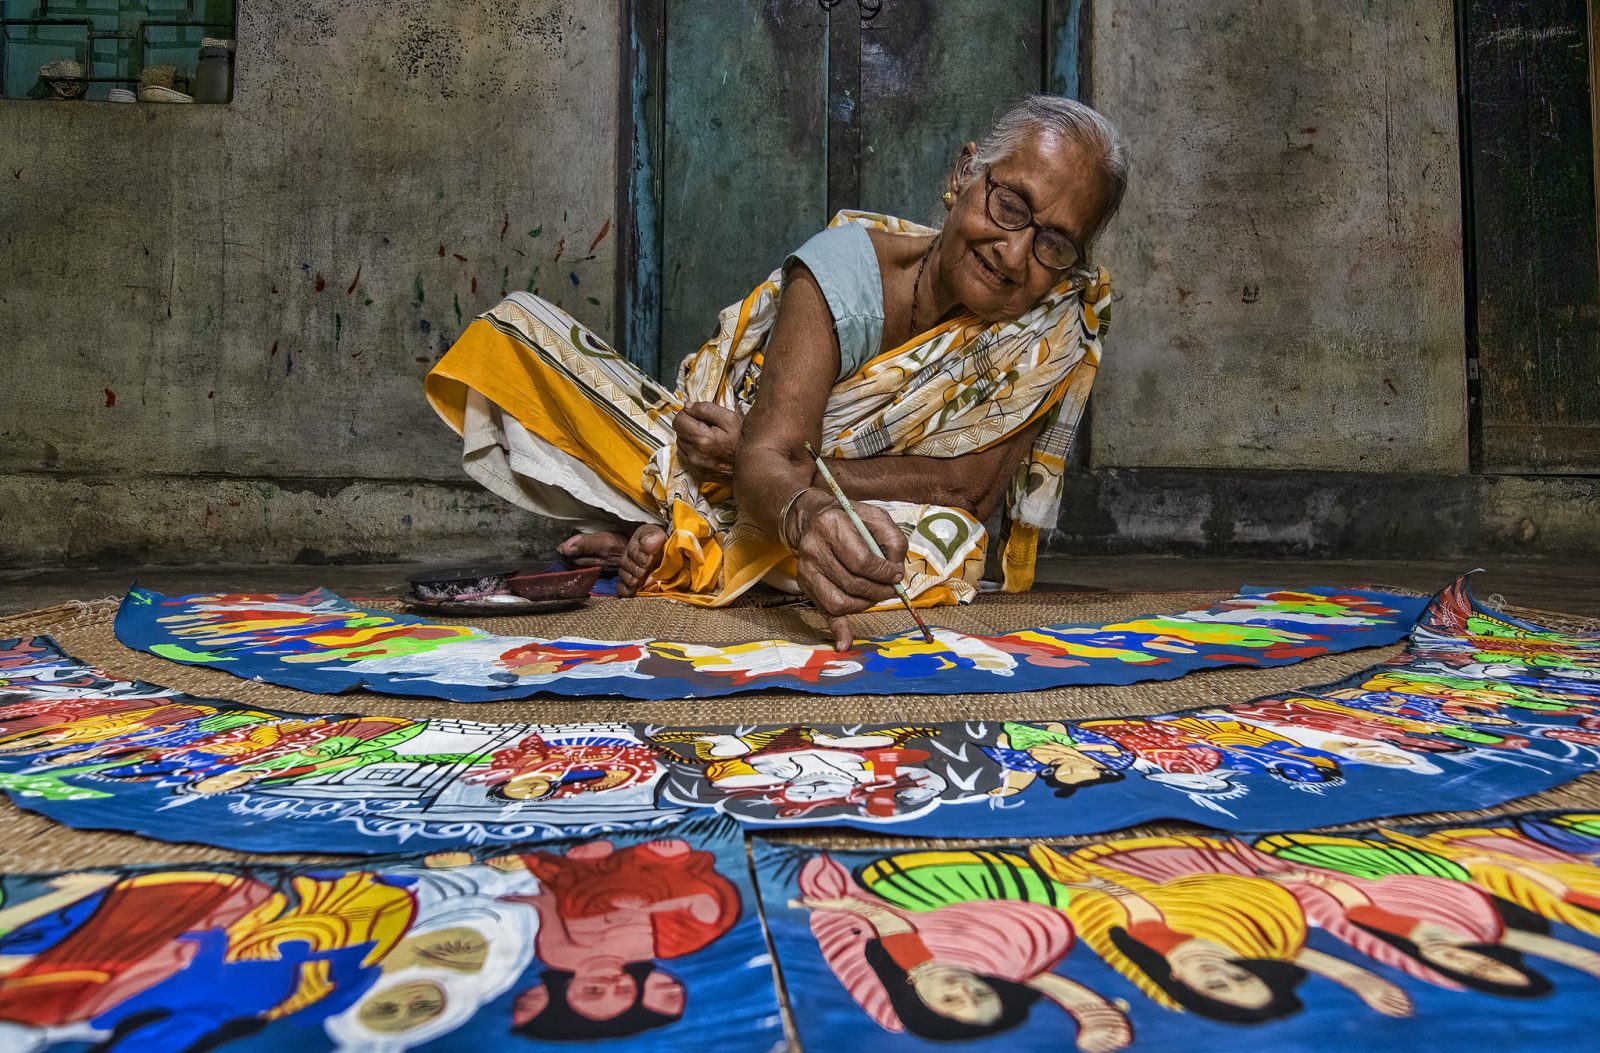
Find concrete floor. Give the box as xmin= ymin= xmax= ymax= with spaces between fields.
xmin=1 ymin=554 xmax=1596 ymax=617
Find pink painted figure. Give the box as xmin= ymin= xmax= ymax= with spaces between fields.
xmin=791 ymin=853 xmax=1130 ymax=1051
xmin=498 ymin=839 xmax=740 ymax=1042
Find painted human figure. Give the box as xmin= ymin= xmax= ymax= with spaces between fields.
xmin=1228 ymin=694 xmax=1471 ymax=756
xmin=498 ymin=839 xmax=740 ymax=1041
xmin=325 ymin=852 xmax=541 ymax=1052
xmin=790 ymin=852 xmax=1130 ymax=1050
xmin=1031 ymin=842 xmax=1413 ymax=1023
xmin=496 ymin=639 xmax=651 ymax=681
xmin=1364 ymin=669 xmax=1596 ymax=717
xmin=1406 ymin=650 xmax=1600 ymax=694
xmin=649 ymin=641 xmax=862 ymax=686
xmin=0 ymin=702 xmax=214 ymax=757
xmin=0 ymin=870 xmax=274 ymax=1044
xmin=35 ymin=710 xmax=281 ymax=778
xmin=467 ymin=732 xmax=662 ymax=801
xmin=1379 ymin=825 xmax=1600 ymax=938
xmin=183 ymin=716 xmax=426 ymax=794
xmin=1062 ymin=714 xmax=1341 ymax=795
xmin=980 ymin=721 xmax=1120 ymax=797
xmin=0 ymin=695 xmax=179 ymax=747
xmin=1346 ymin=685 xmax=1520 ymax=725
xmin=0 ymin=869 xmax=412 ymax=1053
xmin=107 ymin=871 xmax=411 ymax=1051
xmin=655 ymin=725 xmax=951 ymax=820
xmin=1235 ymin=835 xmax=1600 ymax=993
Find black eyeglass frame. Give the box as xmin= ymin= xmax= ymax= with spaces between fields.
xmin=982 ymin=171 xmax=1085 ymax=273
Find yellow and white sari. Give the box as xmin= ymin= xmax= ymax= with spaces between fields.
xmin=425 ymin=211 xmax=1110 ymax=608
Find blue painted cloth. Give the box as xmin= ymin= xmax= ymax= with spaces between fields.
xmin=0 ymin=817 xmax=781 ymax=1053
xmin=4 ymin=578 xmax=1599 ymax=853
xmin=755 ymin=808 xmax=1600 ymax=1053
xmin=111 ymin=584 xmax=1429 ymax=703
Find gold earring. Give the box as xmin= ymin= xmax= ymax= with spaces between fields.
xmin=942 ymin=190 xmax=954 ymax=207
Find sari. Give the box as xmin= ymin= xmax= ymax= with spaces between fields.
xmin=425 ymin=210 xmax=1111 ymax=608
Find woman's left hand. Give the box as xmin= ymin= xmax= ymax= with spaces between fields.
xmin=673 ymin=401 xmax=743 ymax=483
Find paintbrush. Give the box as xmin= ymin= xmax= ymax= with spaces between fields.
xmin=803 ymin=442 xmax=936 ymax=644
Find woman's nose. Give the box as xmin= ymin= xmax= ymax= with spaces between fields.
xmin=993 ymin=231 xmax=1030 ymax=277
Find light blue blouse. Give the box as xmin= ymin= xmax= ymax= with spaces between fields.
xmin=783 ymin=222 xmax=885 ymax=380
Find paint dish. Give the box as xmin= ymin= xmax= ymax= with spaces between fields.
xmin=507 ymin=565 xmax=601 ymax=601
xmin=401 ymin=593 xmax=585 ymax=617
xmin=404 ymin=565 xmax=517 ymax=601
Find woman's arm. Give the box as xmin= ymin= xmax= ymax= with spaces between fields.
xmin=820 ymin=416 xmax=1045 ymax=521
xmin=788 ymin=896 xmax=914 ymax=936
xmin=734 ymin=263 xmax=909 ymax=648
xmin=1026 ymin=974 xmax=1132 ymax=1053
xmin=1500 ymin=928 xmax=1600 ymax=978
xmin=1294 ymin=947 xmax=1413 ymax=1016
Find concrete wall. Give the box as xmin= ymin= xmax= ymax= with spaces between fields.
xmin=1046 ymin=0 xmax=1600 ymax=557
xmin=1087 ymin=0 xmax=1469 ymax=473
xmin=1 ymin=0 xmax=1590 ymax=568
xmin=0 ymin=0 xmax=618 ymax=566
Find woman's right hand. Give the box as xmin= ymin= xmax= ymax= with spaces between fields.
xmin=787 ymin=492 xmax=909 ymax=650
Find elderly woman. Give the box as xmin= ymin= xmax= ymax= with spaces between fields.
xmin=426 ymin=94 xmax=1125 ymax=648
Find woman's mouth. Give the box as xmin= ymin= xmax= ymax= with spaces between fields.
xmin=971 ymin=248 xmax=1013 ymax=288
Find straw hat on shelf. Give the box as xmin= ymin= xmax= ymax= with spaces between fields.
xmin=39 ymin=59 xmax=87 ymax=100
xmin=139 ymin=65 xmax=193 ymax=103
xmin=138 ymin=85 xmax=194 ymax=103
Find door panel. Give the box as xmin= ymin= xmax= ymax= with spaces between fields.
xmin=857 ymin=0 xmax=1043 ymax=222
xmin=648 ymin=0 xmax=1069 ymax=380
xmin=660 ymin=0 xmax=827 ymax=377
xmin=1465 ymin=0 xmax=1600 ymax=473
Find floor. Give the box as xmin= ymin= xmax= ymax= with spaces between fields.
xmin=2 ymin=554 xmax=1596 ymax=617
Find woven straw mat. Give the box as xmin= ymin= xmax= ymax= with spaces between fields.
xmin=0 ymin=588 xmax=1596 ymax=871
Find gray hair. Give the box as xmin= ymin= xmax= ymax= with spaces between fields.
xmin=956 ymin=94 xmax=1127 ymax=282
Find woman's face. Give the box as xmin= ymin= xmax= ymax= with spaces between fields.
xmin=357 ymin=980 xmax=448 ymax=1032
xmin=387 ymin=925 xmax=489 ymax=973
xmin=1412 ymin=924 xmax=1529 ymax=986
xmin=911 ymin=964 xmax=1003 ymax=1025
xmin=939 ymin=129 xmax=1110 ymax=322
xmin=191 ymin=768 xmax=259 ymax=794
xmin=501 ymin=773 xmax=556 ymax=800
xmin=1417 ymin=942 xmax=1527 ymax=986
xmin=568 ymin=965 xmax=638 ymax=1021
xmin=1167 ymin=941 xmax=1273 ymax=1008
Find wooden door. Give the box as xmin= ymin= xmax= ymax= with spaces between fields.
xmin=1462 ymin=0 xmax=1600 ymax=473
xmin=621 ymin=0 xmax=1084 ymax=381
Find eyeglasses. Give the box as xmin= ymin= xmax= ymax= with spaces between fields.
xmin=983 ymin=172 xmax=1083 ymax=272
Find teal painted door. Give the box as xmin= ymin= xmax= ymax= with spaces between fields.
xmin=646 ymin=0 xmax=1076 ymax=380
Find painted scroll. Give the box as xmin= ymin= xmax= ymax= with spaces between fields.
xmin=755 ymin=810 xmax=1600 ymax=1052
xmin=0 ymin=815 xmax=781 ymax=1053
xmin=112 ymin=584 xmax=1429 ymax=702
xmin=1 ymin=579 xmax=1597 ymax=852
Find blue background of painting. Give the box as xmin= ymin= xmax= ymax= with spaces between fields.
xmin=112 ymin=585 xmax=1431 ymax=703
xmin=752 ymin=836 xmax=1600 ymax=1053
xmin=11 ymin=689 xmax=1600 ymax=851
xmin=0 ymin=816 xmax=782 ymax=1053
xmin=10 ymin=573 xmax=1600 ymax=852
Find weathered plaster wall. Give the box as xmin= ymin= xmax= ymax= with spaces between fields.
xmin=0 ymin=0 xmax=617 ymax=566
xmin=1087 ymin=0 xmax=1469 ymax=473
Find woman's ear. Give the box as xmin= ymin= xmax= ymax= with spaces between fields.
xmin=512 ymin=984 xmax=551 ymax=1027
xmin=949 ymin=141 xmax=980 ymax=197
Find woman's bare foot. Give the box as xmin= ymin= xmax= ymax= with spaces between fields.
xmin=558 ymin=531 xmax=629 ymax=568
xmin=618 ymin=525 xmax=668 ymax=596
